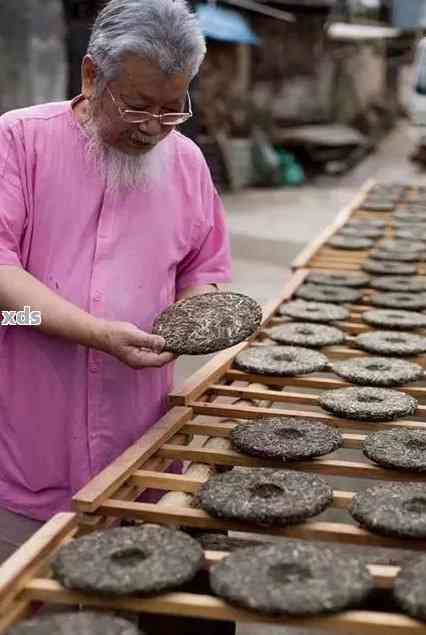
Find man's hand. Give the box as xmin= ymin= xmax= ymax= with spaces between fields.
xmin=96 ymin=319 xmax=176 ymax=369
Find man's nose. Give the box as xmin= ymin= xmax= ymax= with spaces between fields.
xmin=138 ymin=117 xmax=162 ymax=136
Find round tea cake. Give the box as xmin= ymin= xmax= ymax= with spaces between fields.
xmin=233 ymin=345 xmax=329 ymax=376
xmin=380 ymin=239 xmax=425 ymax=252
xmin=295 ymin=284 xmax=363 ymax=305
xmin=393 ymin=210 xmax=426 ymax=223
xmin=327 ymin=235 xmax=374 ymax=250
xmin=51 ymin=525 xmax=204 ymax=595
xmin=198 ymin=468 xmax=333 ymax=526
xmin=393 ymin=221 xmax=426 ymax=231
xmin=350 ymin=483 xmax=426 ymax=538
xmin=346 ymin=218 xmax=386 ymax=229
xmin=355 ymin=330 xmax=426 ymax=356
xmin=370 ymin=276 xmax=426 ymax=293
xmin=361 ymin=309 xmax=426 ymax=330
xmin=362 ymin=260 xmax=417 ymax=275
xmin=369 ymin=292 xmax=426 ymax=311
xmin=280 ymin=300 xmax=350 ymax=323
xmin=5 ymin=612 xmax=140 ymax=635
xmin=331 ymin=356 xmax=423 ymax=387
xmin=395 ymin=227 xmax=426 ymax=241
xmin=209 ymin=542 xmax=373 ymax=616
xmin=268 ymin=322 xmax=345 ymax=348
xmin=306 ymin=271 xmax=371 ymax=288
xmin=340 ymin=226 xmax=383 ymax=239
xmin=403 ymin=203 xmax=426 ymax=212
xmin=152 ymin=292 xmax=262 ymax=355
xmin=230 ymin=416 xmax=343 ymax=461
xmin=370 ymin=249 xmax=421 ymax=262
xmin=319 ymin=386 xmax=417 ymax=422
xmin=363 ymin=429 xmax=426 ymax=472
xmin=362 ymin=200 xmax=395 ymax=211
xmin=394 ymin=557 xmax=426 ymax=620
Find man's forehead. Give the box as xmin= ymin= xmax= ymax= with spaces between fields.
xmin=117 ymin=55 xmax=191 ymax=99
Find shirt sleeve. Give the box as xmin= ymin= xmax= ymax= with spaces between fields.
xmin=176 ymin=161 xmax=232 ymax=294
xmin=0 ymin=119 xmax=27 ymax=267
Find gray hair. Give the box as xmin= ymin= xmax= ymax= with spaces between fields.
xmin=87 ymin=0 xmax=206 ymax=91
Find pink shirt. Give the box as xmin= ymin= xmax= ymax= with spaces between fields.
xmin=0 ymin=98 xmax=231 ymax=520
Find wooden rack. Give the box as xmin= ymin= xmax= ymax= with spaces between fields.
xmin=293 ymin=179 xmax=426 ymax=272
xmin=2 ymin=267 xmax=426 ymax=632
xmin=3 ymin=183 xmax=426 ymax=633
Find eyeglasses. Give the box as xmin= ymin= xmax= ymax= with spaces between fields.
xmin=106 ymin=86 xmax=192 ymax=126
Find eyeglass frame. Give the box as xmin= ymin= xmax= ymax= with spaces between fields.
xmin=106 ymin=85 xmax=192 ymax=126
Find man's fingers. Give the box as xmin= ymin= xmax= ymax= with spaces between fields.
xmin=127 ymin=349 xmax=176 ymax=368
xmin=128 ymin=330 xmax=166 ymax=354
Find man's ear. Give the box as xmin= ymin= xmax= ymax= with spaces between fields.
xmin=81 ymin=55 xmax=98 ymax=100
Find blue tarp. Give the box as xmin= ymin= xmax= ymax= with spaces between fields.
xmin=195 ymin=4 xmax=260 ymax=44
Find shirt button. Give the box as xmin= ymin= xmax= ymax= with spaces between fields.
xmin=89 ymin=364 xmax=98 ymax=373
xmin=93 ymin=291 xmax=102 ymax=302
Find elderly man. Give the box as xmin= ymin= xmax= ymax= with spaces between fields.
xmin=0 ymin=0 xmax=232 ymax=562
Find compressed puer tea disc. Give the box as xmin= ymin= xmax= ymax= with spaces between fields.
xmin=394 ymin=557 xmax=426 ymax=621
xmin=351 ymin=483 xmax=426 ymax=538
xmin=267 ymin=322 xmax=346 ymax=348
xmin=295 ymin=284 xmax=363 ymax=304
xmin=319 ymin=386 xmax=417 ymax=422
xmin=234 ymin=345 xmax=329 ymax=376
xmin=210 ymin=542 xmax=373 ymax=616
xmin=369 ymin=276 xmax=426 ymax=292
xmin=339 ymin=225 xmax=384 ymax=239
xmin=152 ymin=292 xmax=262 ymax=355
xmin=346 ymin=218 xmax=386 ymax=229
xmin=51 ymin=525 xmax=204 ymax=595
xmin=5 ymin=612 xmax=141 ymax=635
xmin=369 ymin=292 xmax=426 ymax=311
xmin=363 ymin=429 xmax=426 ymax=472
xmin=306 ymin=270 xmax=371 ymax=288
xmin=362 ymin=309 xmax=426 ymax=330
xmin=198 ymin=467 xmax=333 ymax=527
xmin=331 ymin=356 xmax=423 ymax=387
xmin=280 ymin=300 xmax=350 ymax=323
xmin=327 ymin=235 xmax=374 ymax=250
xmin=362 ymin=260 xmax=417 ymax=275
xmin=231 ymin=416 xmax=343 ymax=461
xmin=354 ymin=330 xmax=426 ymax=356
xmin=369 ymin=249 xmax=421 ymax=263
xmin=379 ymin=239 xmax=425 ymax=252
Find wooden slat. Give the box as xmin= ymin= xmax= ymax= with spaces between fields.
xmin=156 ymin=445 xmax=426 ymax=482
xmin=0 ymin=512 xmax=78 ymax=615
xmin=224 ymin=372 xmax=426 ymax=399
xmin=22 ymin=579 xmax=426 ymax=634
xmin=189 ymin=401 xmax=426 ymax=432
xmin=0 ymin=600 xmax=31 ymax=634
xmin=95 ymin=499 xmax=426 ymax=551
xmin=72 ymin=406 xmax=192 ymax=512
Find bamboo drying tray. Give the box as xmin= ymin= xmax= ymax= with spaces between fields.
xmin=293 ymin=179 xmax=426 ymax=271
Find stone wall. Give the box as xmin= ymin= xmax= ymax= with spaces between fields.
xmin=0 ymin=1 xmax=65 ymax=115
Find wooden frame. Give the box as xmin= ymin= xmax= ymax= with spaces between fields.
xmin=292 ymin=179 xmax=426 ymax=271
xmin=0 ymin=513 xmax=425 ymax=635
xmin=4 ymin=181 xmax=426 ymax=632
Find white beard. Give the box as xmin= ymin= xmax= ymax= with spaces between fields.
xmin=82 ymin=120 xmax=170 ymax=191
